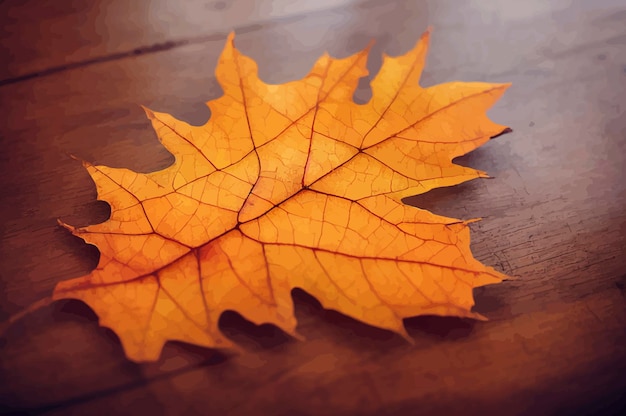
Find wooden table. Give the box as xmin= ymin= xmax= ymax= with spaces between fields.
xmin=1 ymin=1 xmax=625 ymax=414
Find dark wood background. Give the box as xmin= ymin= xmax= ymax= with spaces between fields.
xmin=1 ymin=0 xmax=625 ymax=414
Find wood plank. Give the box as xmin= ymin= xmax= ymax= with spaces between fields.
xmin=1 ymin=0 xmax=625 ymax=414
xmin=0 ymin=0 xmax=361 ymax=82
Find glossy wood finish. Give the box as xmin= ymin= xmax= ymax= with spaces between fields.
xmin=1 ymin=0 xmax=625 ymax=414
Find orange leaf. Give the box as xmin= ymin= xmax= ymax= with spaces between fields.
xmin=54 ymin=31 xmax=510 ymax=362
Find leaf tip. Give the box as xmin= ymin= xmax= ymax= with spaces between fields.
xmin=471 ymin=312 xmax=489 ymax=322
xmin=397 ymin=326 xmax=415 ymax=344
xmin=57 ymin=218 xmax=76 ymax=232
xmin=418 ymin=26 xmax=432 ymax=48
xmin=290 ymin=330 xmax=306 ymax=342
xmin=66 ymin=153 xmax=84 ymax=165
xmin=423 ymin=25 xmax=433 ymax=38
xmin=493 ymin=82 xmax=513 ymax=96
xmin=218 ymin=31 xmax=239 ymax=63
xmin=502 ymin=274 xmax=521 ymax=282
xmin=65 ymin=152 xmax=93 ymax=169
xmin=140 ymin=105 xmax=155 ymax=120
xmin=491 ymin=127 xmax=513 ymax=140
xmin=226 ymin=31 xmax=236 ymax=47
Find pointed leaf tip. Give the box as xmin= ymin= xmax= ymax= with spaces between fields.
xmin=65 ymin=153 xmax=92 ymax=168
xmin=226 ymin=31 xmax=236 ymax=46
xmin=57 ymin=218 xmax=75 ymax=232
xmin=141 ymin=105 xmax=155 ymax=120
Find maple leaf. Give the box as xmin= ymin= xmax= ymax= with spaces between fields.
xmin=53 ymin=31 xmax=510 ymax=362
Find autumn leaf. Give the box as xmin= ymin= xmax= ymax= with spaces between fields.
xmin=52 ymin=30 xmax=510 ymax=362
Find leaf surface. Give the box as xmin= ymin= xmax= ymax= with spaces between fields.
xmin=54 ymin=31 xmax=510 ymax=361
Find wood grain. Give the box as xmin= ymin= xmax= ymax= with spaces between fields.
xmin=1 ymin=0 xmax=625 ymax=415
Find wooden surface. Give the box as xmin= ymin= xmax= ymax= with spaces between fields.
xmin=1 ymin=0 xmax=625 ymax=414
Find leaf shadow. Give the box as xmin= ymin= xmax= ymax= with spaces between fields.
xmin=471 ymin=285 xmax=510 ymax=316
xmin=54 ymin=223 xmax=102 ymax=269
xmin=47 ymin=287 xmax=493 ymax=365
xmin=292 ymin=288 xmax=405 ymax=347
xmin=218 ymin=311 xmax=294 ymax=350
xmin=53 ymin=298 xmax=101 ymax=324
xmin=53 ymin=299 xmax=230 ymax=369
xmin=69 ymin=200 xmax=111 ymax=228
xmin=404 ymin=179 xmax=484 ymax=219
xmin=45 ymin=300 xmax=151 ymax=382
xmin=404 ymin=129 xmax=514 ymax=217
xmin=404 ymin=315 xmax=475 ymax=340
xmin=159 ymin=341 xmax=230 ymax=368
xmin=290 ymin=288 xmax=480 ymax=350
xmin=404 ymin=149 xmax=496 ymax=215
